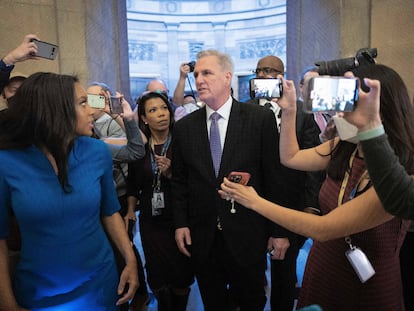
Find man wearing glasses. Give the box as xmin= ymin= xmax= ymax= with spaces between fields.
xmin=246 ymin=55 xmax=321 ymax=311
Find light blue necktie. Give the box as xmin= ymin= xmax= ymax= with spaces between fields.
xmin=209 ymin=112 xmax=222 ymax=177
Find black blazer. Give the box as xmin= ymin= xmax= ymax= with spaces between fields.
xmin=244 ymin=98 xmax=322 ymax=211
xmin=172 ymin=99 xmax=285 ymax=267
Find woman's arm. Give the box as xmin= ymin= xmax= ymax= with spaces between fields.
xmin=0 ymin=240 xmax=29 ymax=311
xmin=343 ymin=77 xmax=414 ymax=219
xmin=106 ymin=119 xmax=145 ymax=162
xmin=102 ymin=213 xmax=138 ymax=306
xmin=360 ymin=135 xmax=414 ymax=219
xmin=219 ymin=178 xmax=393 ymax=242
xmin=104 ymin=97 xmax=147 ymax=162
xmin=278 ymin=78 xmax=332 ymax=172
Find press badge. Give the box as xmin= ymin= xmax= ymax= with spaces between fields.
xmin=345 ymin=246 xmax=375 ymax=283
xmin=152 ymin=191 xmax=165 ymax=216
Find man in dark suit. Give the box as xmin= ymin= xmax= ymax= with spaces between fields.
xmin=246 ymin=56 xmax=321 ymax=311
xmin=172 ymin=49 xmax=285 ymax=310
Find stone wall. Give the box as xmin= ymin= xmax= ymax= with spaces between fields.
xmin=0 ymin=0 xmax=131 ymax=100
xmin=287 ymin=0 xmax=414 ymax=98
xmin=1 ymin=0 xmax=412 ymax=99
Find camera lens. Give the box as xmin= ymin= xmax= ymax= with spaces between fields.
xmin=315 ymin=57 xmax=357 ymax=76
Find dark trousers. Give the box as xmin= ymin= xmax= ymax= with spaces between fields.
xmin=400 ymin=231 xmax=414 ymax=311
xmin=270 ymin=237 xmax=300 ymax=311
xmin=195 ymin=230 xmax=267 ymax=311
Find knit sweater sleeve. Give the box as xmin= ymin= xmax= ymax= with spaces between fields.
xmin=361 ymin=134 xmax=414 ymax=219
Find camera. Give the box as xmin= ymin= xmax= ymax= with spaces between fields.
xmin=187 ymin=61 xmax=196 ymax=72
xmin=315 ymin=47 xmax=377 ymax=76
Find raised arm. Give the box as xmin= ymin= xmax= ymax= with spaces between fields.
xmin=344 ymin=77 xmax=414 ymax=219
xmin=278 ymin=77 xmax=332 ymax=172
xmin=172 ymin=63 xmax=191 ymax=106
xmin=104 ymin=97 xmax=147 ymax=162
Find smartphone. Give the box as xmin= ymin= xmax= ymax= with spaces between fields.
xmin=228 ymin=171 xmax=251 ymax=185
xmin=87 ymin=94 xmax=106 ymax=109
xmin=109 ymin=96 xmax=123 ymax=114
xmin=30 ymin=39 xmax=59 ymax=60
xmin=249 ymin=78 xmax=283 ymax=99
xmin=304 ymin=76 xmax=359 ymax=112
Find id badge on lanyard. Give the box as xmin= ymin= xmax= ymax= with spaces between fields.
xmin=152 ymin=190 xmax=165 ymax=216
xmin=150 ymin=134 xmax=171 ymax=216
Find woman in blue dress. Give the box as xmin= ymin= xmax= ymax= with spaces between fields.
xmin=0 ymin=72 xmax=138 ymax=311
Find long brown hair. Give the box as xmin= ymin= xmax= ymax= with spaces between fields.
xmin=0 ymin=72 xmax=79 ymax=191
xmin=327 ymin=64 xmax=414 ymax=179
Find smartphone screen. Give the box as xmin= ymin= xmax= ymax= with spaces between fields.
xmin=87 ymin=94 xmax=106 ymax=109
xmin=31 ymin=39 xmax=59 ymax=60
xmin=249 ymin=78 xmax=282 ymax=99
xmin=110 ymin=97 xmax=123 ymax=114
xmin=305 ymin=77 xmax=359 ymax=112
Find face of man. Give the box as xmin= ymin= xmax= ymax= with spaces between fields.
xmin=255 ymin=56 xmax=284 ymax=79
xmin=194 ymin=55 xmax=232 ymax=110
xmin=183 ymin=95 xmax=196 ymax=105
xmin=147 ymin=80 xmax=168 ymax=94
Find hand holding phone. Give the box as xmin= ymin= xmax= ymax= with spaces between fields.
xmin=304 ymin=76 xmax=359 ymax=112
xmin=250 ymin=78 xmax=283 ymax=99
xmin=30 ymin=39 xmax=59 ymax=60
xmin=228 ymin=171 xmax=251 ymax=185
xmin=110 ymin=96 xmax=123 ymax=114
xmin=87 ymin=94 xmax=106 ymax=109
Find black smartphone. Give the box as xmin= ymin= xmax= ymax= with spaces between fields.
xmin=304 ymin=76 xmax=359 ymax=112
xmin=87 ymin=94 xmax=106 ymax=109
xmin=31 ymin=39 xmax=59 ymax=60
xmin=109 ymin=96 xmax=123 ymax=114
xmin=249 ymin=78 xmax=283 ymax=99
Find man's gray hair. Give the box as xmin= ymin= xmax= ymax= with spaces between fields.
xmin=197 ymin=49 xmax=234 ymax=74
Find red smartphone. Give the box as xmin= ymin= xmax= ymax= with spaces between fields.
xmin=228 ymin=171 xmax=251 ymax=185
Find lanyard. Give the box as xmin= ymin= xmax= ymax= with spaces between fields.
xmin=337 ymin=148 xmax=369 ymax=206
xmin=337 ymin=148 xmax=369 ymax=245
xmin=149 ymin=133 xmax=171 ymax=191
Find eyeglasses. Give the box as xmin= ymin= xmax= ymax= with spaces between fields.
xmin=253 ymin=67 xmax=284 ymax=76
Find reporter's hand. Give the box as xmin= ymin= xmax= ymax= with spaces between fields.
xmin=343 ymin=73 xmax=382 ymax=132
xmin=120 ymin=97 xmax=135 ymax=121
xmin=2 ymin=34 xmax=40 ymax=66
xmin=219 ymin=177 xmax=261 ymax=210
xmin=180 ymin=62 xmax=191 ymax=78
xmin=276 ymin=76 xmax=297 ymax=114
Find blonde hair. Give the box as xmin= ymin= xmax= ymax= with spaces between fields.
xmin=197 ymin=49 xmax=234 ymax=74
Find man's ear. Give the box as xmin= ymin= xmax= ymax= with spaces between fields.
xmin=225 ymin=71 xmax=233 ymax=86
